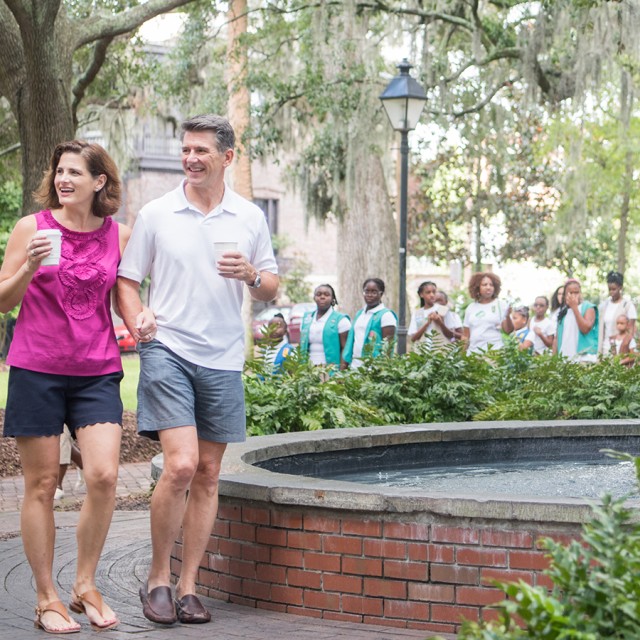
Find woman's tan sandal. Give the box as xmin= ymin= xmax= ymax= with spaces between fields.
xmin=69 ymin=589 xmax=119 ymax=631
xmin=34 ymin=601 xmax=81 ymax=634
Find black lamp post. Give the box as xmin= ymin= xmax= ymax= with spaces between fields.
xmin=379 ymin=59 xmax=427 ymax=355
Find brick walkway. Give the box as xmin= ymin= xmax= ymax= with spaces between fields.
xmin=0 ymin=462 xmax=443 ymax=640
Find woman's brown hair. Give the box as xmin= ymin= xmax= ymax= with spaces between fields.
xmin=33 ymin=140 xmax=122 ymax=218
xmin=468 ymin=272 xmax=502 ymax=301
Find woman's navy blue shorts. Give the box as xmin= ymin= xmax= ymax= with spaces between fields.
xmin=3 ymin=366 xmax=124 ymax=438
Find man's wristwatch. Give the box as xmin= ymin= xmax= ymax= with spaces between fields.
xmin=249 ymin=271 xmax=262 ymax=289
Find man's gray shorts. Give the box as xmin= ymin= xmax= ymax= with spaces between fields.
xmin=137 ymin=340 xmax=246 ymax=443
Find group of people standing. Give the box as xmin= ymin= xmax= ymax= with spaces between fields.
xmin=269 ymin=278 xmax=400 ymax=373
xmin=278 ymin=270 xmax=639 ymax=372
xmin=2 ymin=115 xmax=277 ymax=633
xmin=459 ymin=271 xmax=637 ymax=363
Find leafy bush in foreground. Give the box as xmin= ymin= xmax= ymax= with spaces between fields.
xmin=244 ymin=338 xmax=640 ymax=435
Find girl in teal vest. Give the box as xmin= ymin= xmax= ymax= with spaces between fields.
xmin=343 ymin=278 xmax=398 ymax=368
xmin=299 ymin=284 xmax=351 ymax=372
xmin=554 ymin=279 xmax=598 ymax=363
xmin=263 ymin=314 xmax=293 ymax=375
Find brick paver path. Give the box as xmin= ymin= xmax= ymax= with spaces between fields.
xmin=0 ymin=463 xmax=442 ymax=640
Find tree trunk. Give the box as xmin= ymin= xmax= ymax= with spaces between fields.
xmin=226 ymin=0 xmax=252 ymax=200
xmin=0 ymin=6 xmax=75 ymax=215
xmin=618 ymin=150 xmax=632 ymax=275
xmin=338 ymin=152 xmax=398 ymax=318
xmin=226 ymin=0 xmax=255 ymax=355
xmin=0 ymin=0 xmax=201 ymax=215
xmin=617 ymin=70 xmax=634 ymax=275
xmin=17 ymin=77 xmax=75 ymax=215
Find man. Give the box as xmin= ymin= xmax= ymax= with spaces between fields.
xmin=117 ymin=114 xmax=278 ymax=625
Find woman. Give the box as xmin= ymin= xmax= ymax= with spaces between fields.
xmin=549 ymin=285 xmax=564 ymax=327
xmin=0 ymin=140 xmax=154 ymax=634
xmin=343 ymin=278 xmax=397 ymax=369
xmin=462 ymin=272 xmax=514 ymax=354
xmin=597 ymin=271 xmax=637 ymax=355
xmin=553 ymin=279 xmax=598 ymax=363
xmin=299 ymin=284 xmax=351 ymax=371
xmin=408 ymin=281 xmax=457 ymax=349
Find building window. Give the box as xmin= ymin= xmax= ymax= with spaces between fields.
xmin=254 ymin=198 xmax=279 ymax=236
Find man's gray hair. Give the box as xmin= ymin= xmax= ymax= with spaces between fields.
xmin=181 ymin=115 xmax=235 ymax=152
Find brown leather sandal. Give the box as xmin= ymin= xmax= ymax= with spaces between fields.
xmin=69 ymin=589 xmax=119 ymax=631
xmin=34 ymin=601 xmax=81 ymax=634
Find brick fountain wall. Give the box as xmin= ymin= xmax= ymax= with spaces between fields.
xmin=163 ymin=421 xmax=640 ymax=635
xmin=173 ymin=498 xmax=580 ymax=636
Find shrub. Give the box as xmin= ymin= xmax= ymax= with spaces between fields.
xmin=244 ymin=339 xmax=640 ymax=435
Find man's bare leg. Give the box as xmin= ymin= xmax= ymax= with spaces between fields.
xmin=175 ymin=440 xmax=227 ymax=598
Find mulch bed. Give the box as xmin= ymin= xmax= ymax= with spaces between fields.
xmin=0 ymin=410 xmax=161 ymax=479
xmin=1 ymin=410 xmax=160 ymax=511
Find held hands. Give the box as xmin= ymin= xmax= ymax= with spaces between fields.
xmin=427 ymin=311 xmax=443 ymax=326
xmin=134 ymin=307 xmax=157 ymax=343
xmin=24 ymin=235 xmax=52 ymax=272
xmin=216 ymin=251 xmax=257 ymax=285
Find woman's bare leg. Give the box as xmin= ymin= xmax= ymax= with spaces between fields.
xmin=72 ymin=422 xmax=121 ymax=627
xmin=16 ymin=435 xmax=80 ymax=632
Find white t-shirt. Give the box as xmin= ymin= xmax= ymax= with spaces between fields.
xmin=463 ymin=300 xmax=508 ymax=354
xmin=613 ymin=336 xmax=637 ymax=354
xmin=448 ymin=311 xmax=463 ymax=341
xmin=529 ymin=317 xmax=554 ymax=354
xmin=308 ymin=309 xmax=351 ymax=365
xmin=602 ymin=298 xmax=637 ymax=348
xmin=118 ymin=180 xmax=278 ymax=370
xmin=549 ymin=308 xmax=560 ymax=336
xmin=409 ymin=304 xmax=458 ymax=348
xmin=351 ymin=304 xmax=397 ymax=368
xmin=515 ymin=327 xmax=534 ymax=347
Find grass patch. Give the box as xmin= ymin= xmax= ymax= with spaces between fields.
xmin=121 ymin=355 xmax=140 ymax=411
xmin=0 ymin=354 xmax=140 ymax=412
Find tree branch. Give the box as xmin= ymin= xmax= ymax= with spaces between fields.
xmin=0 ymin=141 xmax=20 ymax=157
xmin=71 ymin=0 xmax=198 ymax=49
xmin=427 ymin=79 xmax=516 ymax=117
xmin=71 ymin=35 xmax=115 ymax=123
xmin=441 ymin=47 xmax=522 ymax=84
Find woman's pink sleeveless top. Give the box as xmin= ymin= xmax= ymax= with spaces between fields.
xmin=7 ymin=210 xmax=122 ymax=376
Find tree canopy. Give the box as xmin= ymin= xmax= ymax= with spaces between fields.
xmin=0 ymin=0 xmax=200 ymax=214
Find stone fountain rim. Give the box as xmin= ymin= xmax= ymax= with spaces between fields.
xmin=154 ymin=419 xmax=640 ymax=524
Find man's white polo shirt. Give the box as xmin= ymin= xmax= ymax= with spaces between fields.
xmin=118 ymin=180 xmax=277 ymax=370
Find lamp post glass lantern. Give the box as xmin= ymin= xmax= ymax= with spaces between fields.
xmin=379 ymin=59 xmax=427 ymax=355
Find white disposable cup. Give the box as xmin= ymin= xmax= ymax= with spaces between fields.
xmin=37 ymin=229 xmax=62 ymax=266
xmin=213 ymin=241 xmax=238 ymax=263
